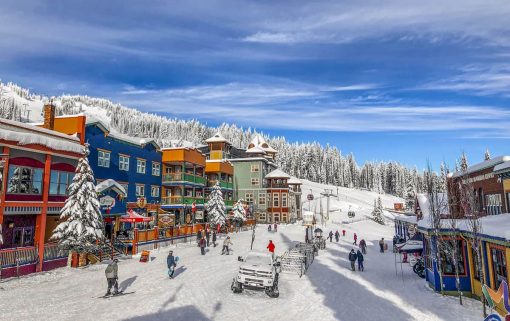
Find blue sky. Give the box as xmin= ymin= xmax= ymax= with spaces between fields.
xmin=1 ymin=0 xmax=509 ymax=169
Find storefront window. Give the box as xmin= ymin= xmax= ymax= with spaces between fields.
xmin=471 ymin=246 xmax=482 ymax=281
xmin=424 ymin=237 xmax=433 ymax=269
xmin=485 ymin=194 xmax=502 ymax=215
xmin=440 ymin=239 xmax=466 ymax=275
xmin=491 ymin=247 xmax=507 ymax=289
xmin=50 ymin=171 xmax=73 ymax=195
xmin=7 ymin=166 xmax=43 ymax=194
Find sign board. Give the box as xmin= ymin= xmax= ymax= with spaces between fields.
xmin=302 ymin=211 xmax=314 ymax=226
xmin=307 ymin=194 xmax=314 ymax=201
xmin=99 ymin=195 xmax=116 ymax=208
xmin=158 ymin=214 xmax=175 ymax=226
xmin=348 ymin=211 xmax=355 ymax=218
xmin=137 ymin=197 xmax=147 ymax=208
xmin=139 ymin=250 xmax=150 ymax=263
xmin=195 ymin=210 xmax=204 ymax=220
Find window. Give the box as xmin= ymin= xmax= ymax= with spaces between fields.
xmin=120 ymin=183 xmax=129 ymax=195
xmin=282 ymin=193 xmax=288 ymax=207
xmin=119 ymin=155 xmax=130 ymax=171
xmin=136 ymin=159 xmax=146 ymax=174
xmin=151 ymin=186 xmax=160 ymax=197
xmin=136 ymin=184 xmax=145 ymax=197
xmin=274 ymin=213 xmax=280 ymax=222
xmin=282 ymin=213 xmax=288 ymax=222
xmin=251 ymin=178 xmax=259 ymax=186
xmin=152 ymin=162 xmax=161 ymax=176
xmin=273 ymin=193 xmax=279 ymax=207
xmin=7 ymin=166 xmax=43 ymax=194
xmin=50 ymin=171 xmax=73 ymax=195
xmin=245 ymin=193 xmax=254 ymax=204
xmin=98 ymin=150 xmax=110 ymax=168
xmin=491 ymin=247 xmax=507 ymax=289
xmin=12 ymin=227 xmax=34 ymax=247
xmin=440 ymin=239 xmax=466 ymax=275
xmin=471 ymin=246 xmax=482 ymax=281
xmin=259 ymin=193 xmax=266 ymax=207
xmin=258 ymin=212 xmax=266 ymax=221
xmin=486 ymin=194 xmax=502 ymax=215
xmin=251 ymin=164 xmax=259 ymax=172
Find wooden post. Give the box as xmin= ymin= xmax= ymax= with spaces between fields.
xmin=36 ymin=154 xmax=52 ymax=272
xmin=133 ymin=228 xmax=138 ymax=255
xmin=0 ymin=147 xmax=10 ymax=231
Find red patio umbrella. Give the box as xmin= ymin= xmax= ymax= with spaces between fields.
xmin=119 ymin=209 xmax=152 ymax=223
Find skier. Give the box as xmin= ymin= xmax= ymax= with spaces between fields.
xmin=222 ymin=236 xmax=233 ymax=255
xmin=348 ymin=249 xmax=357 ymax=271
xmin=206 ymin=227 xmax=211 ymax=247
xmin=356 ymin=249 xmax=364 ymax=271
xmin=105 ymin=258 xmax=119 ymax=296
xmin=342 ymin=229 xmax=346 ymax=237
xmin=167 ymin=250 xmax=177 ymax=278
xmin=359 ymin=239 xmax=367 ymax=254
xmin=268 ymin=224 xmax=272 ymax=232
xmin=274 ymin=223 xmax=277 ymax=232
xmin=267 ymin=240 xmax=275 ymax=259
xmin=353 ymin=233 xmax=358 ymax=245
xmin=212 ymin=230 xmax=217 ymax=247
xmin=379 ymin=237 xmax=385 ymax=253
xmin=328 ymin=231 xmax=333 ymax=242
xmin=334 ymin=230 xmax=340 ymax=242
xmin=199 ymin=236 xmax=206 ymax=255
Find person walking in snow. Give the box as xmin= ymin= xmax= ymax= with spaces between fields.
xmin=268 ymin=224 xmax=272 ymax=232
xmin=356 ymin=249 xmax=364 ymax=271
xmin=222 ymin=236 xmax=233 ymax=255
xmin=167 ymin=250 xmax=177 ymax=278
xmin=105 ymin=258 xmax=119 ymax=296
xmin=379 ymin=238 xmax=385 ymax=253
xmin=335 ymin=230 xmax=340 ymax=242
xmin=267 ymin=240 xmax=276 ymax=259
xmin=212 ymin=230 xmax=217 ymax=247
xmin=328 ymin=231 xmax=334 ymax=242
xmin=359 ymin=239 xmax=367 ymax=254
xmin=353 ymin=233 xmax=358 ymax=245
xmin=342 ymin=230 xmax=346 ymax=237
xmin=199 ymin=236 xmax=206 ymax=255
xmin=348 ymin=249 xmax=358 ymax=271
xmin=197 ymin=229 xmax=203 ymax=246
xmin=206 ymin=228 xmax=211 ymax=247
xmin=274 ymin=223 xmax=278 ymax=232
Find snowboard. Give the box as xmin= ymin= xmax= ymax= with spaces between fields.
xmin=99 ymin=291 xmax=135 ymax=299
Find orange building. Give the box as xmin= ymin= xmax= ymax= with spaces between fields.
xmin=0 ymin=105 xmax=84 ymax=278
xmin=204 ymin=133 xmax=234 ymax=209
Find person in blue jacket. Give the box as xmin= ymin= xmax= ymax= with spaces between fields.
xmin=356 ymin=249 xmax=364 ymax=272
xmin=167 ymin=251 xmax=177 ymax=279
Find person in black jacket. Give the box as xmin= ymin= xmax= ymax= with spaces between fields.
xmin=328 ymin=231 xmax=334 ymax=242
xmin=205 ymin=228 xmax=211 ymax=247
xmin=167 ymin=251 xmax=177 ymax=278
xmin=197 ymin=229 xmax=203 ymax=246
xmin=356 ymin=250 xmax=364 ymax=271
xmin=212 ymin=230 xmax=217 ymax=247
xmin=348 ymin=249 xmax=357 ymax=271
xmin=199 ymin=237 xmax=206 ymax=255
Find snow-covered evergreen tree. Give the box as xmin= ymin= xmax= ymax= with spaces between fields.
xmin=372 ymin=197 xmax=385 ymax=225
xmin=484 ymin=149 xmax=491 ymax=161
xmin=51 ymin=144 xmax=104 ymax=252
xmin=404 ymin=181 xmax=415 ymax=211
xmin=460 ymin=153 xmax=468 ymax=172
xmin=206 ymin=182 xmax=226 ymax=226
xmin=231 ymin=199 xmax=247 ymax=222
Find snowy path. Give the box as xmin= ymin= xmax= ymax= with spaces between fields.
xmin=0 ymin=220 xmax=484 ymax=321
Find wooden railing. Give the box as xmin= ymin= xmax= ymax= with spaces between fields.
xmin=163 ymin=173 xmax=206 ymax=185
xmin=161 ymin=196 xmax=205 ymax=205
xmin=0 ymin=246 xmax=38 ymax=268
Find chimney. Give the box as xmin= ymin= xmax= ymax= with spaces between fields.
xmin=43 ymin=103 xmax=55 ymax=130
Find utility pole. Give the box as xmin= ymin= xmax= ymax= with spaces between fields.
xmin=320 ymin=189 xmax=335 ymax=222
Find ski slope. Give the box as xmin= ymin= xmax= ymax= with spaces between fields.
xmin=0 ymin=221 xmax=483 ymax=321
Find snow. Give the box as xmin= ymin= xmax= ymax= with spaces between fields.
xmin=0 ymin=118 xmax=83 ymax=154
xmin=95 ymin=179 xmax=127 ymax=196
xmin=287 ymin=176 xmax=302 ymax=185
xmin=245 ymin=145 xmax=267 ymax=154
xmin=451 ymin=156 xmax=510 ymax=178
xmin=265 ymin=169 xmax=291 ymax=179
xmin=0 ymin=211 xmax=484 ymax=320
xmin=205 ymin=132 xmax=229 ymax=143
xmin=493 ymin=161 xmax=510 ymax=173
xmin=416 ymin=193 xmax=449 ymax=218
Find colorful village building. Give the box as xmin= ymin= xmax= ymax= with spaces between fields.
xmin=161 ymin=147 xmax=207 ymax=225
xmin=204 ymin=132 xmax=234 ymax=211
xmin=264 ymin=169 xmax=303 ymax=223
xmin=0 ymin=105 xmax=84 ymax=278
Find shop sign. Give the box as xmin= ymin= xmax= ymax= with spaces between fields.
xmin=159 ymin=214 xmax=175 ymax=226
xmin=99 ymin=195 xmax=116 ymax=208
xmin=137 ymin=197 xmax=147 ymax=208
xmin=195 ymin=210 xmax=204 ymax=220
xmin=462 ymin=173 xmax=495 ymax=185
xmin=307 ymin=194 xmax=314 ymax=201
xmin=481 ymin=280 xmax=509 ymax=321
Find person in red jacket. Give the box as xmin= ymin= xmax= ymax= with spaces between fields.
xmin=267 ymin=240 xmax=275 ymax=259
xmin=353 ymin=233 xmax=358 ymax=245
xmin=342 ymin=230 xmax=346 ymax=237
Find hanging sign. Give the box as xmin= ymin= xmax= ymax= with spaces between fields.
xmin=159 ymin=214 xmax=175 ymax=226
xmin=195 ymin=210 xmax=204 ymax=220
xmin=137 ymin=197 xmax=147 ymax=208
xmin=307 ymin=194 xmax=314 ymax=201
xmin=100 ymin=195 xmax=116 ymax=208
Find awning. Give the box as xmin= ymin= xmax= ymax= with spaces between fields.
xmin=397 ymin=240 xmax=423 ymax=254
xmin=119 ymin=209 xmax=152 ymax=223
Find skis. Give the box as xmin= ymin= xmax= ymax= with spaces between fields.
xmin=99 ymin=291 xmax=135 ymax=299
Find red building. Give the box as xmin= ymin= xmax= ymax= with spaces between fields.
xmin=0 ymin=105 xmax=84 ymax=278
xmin=264 ymin=169 xmax=302 ymax=223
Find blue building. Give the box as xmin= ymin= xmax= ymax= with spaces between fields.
xmin=85 ymin=118 xmax=162 ymax=235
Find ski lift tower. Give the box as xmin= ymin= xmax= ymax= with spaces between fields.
xmin=320 ymin=189 xmax=335 ymax=222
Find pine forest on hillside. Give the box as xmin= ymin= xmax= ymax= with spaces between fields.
xmin=0 ymin=81 xmax=442 ymax=197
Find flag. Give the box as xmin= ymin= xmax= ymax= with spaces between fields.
xmin=192 ymin=201 xmax=197 ymax=213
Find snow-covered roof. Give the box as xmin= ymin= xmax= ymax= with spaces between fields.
xmin=247 ymin=134 xmax=278 ymax=154
xmin=246 ymin=146 xmax=267 ymax=154
xmin=95 ymin=179 xmax=127 ymax=196
xmin=0 ymin=118 xmax=83 ymax=154
xmin=416 ymin=193 xmax=449 ymax=227
xmin=493 ymin=161 xmax=510 ymax=173
xmin=451 ymin=156 xmax=510 ymax=178
xmin=288 ymin=176 xmax=302 ymax=185
xmin=394 ymin=214 xmax=419 ymax=225
xmin=265 ymin=169 xmax=291 ymax=179
xmin=205 ymin=132 xmax=229 ymax=143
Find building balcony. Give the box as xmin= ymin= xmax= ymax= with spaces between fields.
xmin=208 ymin=179 xmax=233 ymax=190
xmin=161 ymin=196 xmax=205 ymax=206
xmin=162 ymin=173 xmax=206 ymax=186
